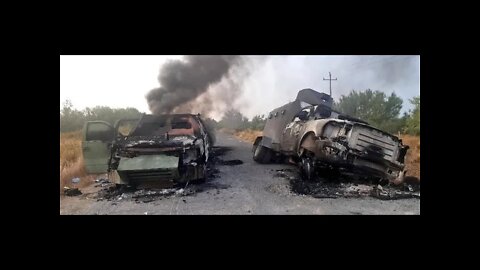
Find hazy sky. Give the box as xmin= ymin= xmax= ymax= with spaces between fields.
xmin=60 ymin=55 xmax=420 ymax=120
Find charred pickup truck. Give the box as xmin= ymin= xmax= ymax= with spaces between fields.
xmin=82 ymin=114 xmax=212 ymax=186
xmin=252 ymin=89 xmax=409 ymax=183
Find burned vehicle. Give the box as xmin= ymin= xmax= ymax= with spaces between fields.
xmin=82 ymin=114 xmax=212 ymax=186
xmin=252 ymin=89 xmax=409 ymax=183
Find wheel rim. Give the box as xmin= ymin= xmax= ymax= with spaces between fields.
xmin=254 ymin=145 xmax=261 ymax=157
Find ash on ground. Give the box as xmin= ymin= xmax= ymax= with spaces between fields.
xmin=273 ymin=168 xmax=420 ymax=200
xmin=210 ymin=146 xmax=244 ymax=166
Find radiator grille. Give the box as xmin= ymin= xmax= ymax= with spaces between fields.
xmin=353 ymin=130 xmax=397 ymax=161
xmin=126 ymin=169 xmax=176 ymax=182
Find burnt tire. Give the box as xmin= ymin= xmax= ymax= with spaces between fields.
xmin=253 ymin=145 xmax=272 ymax=164
xmin=301 ymin=157 xmax=315 ymax=181
xmin=190 ymin=164 xmax=207 ymax=184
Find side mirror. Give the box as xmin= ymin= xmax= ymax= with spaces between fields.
xmin=297 ymin=111 xmax=308 ymax=121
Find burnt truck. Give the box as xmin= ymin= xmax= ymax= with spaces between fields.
xmin=252 ymin=89 xmax=409 ymax=183
xmin=82 ymin=114 xmax=212 ymax=186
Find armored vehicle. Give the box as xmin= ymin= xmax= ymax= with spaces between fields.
xmin=252 ymin=89 xmax=409 ymax=183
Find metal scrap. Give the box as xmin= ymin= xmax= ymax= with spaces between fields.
xmin=371 ymin=185 xmax=420 ymax=200
xmin=278 ymin=168 xmax=420 ymax=200
xmin=94 ymin=178 xmax=111 ymax=187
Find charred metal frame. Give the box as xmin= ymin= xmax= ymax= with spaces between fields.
xmin=253 ymin=89 xmax=409 ymax=182
xmin=107 ymin=114 xmax=210 ymax=185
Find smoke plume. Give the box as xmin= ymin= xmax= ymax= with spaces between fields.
xmin=146 ymin=55 xmax=419 ymax=120
xmin=146 ymin=55 xmax=242 ymax=115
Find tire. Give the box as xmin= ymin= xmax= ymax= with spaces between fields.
xmin=301 ymin=156 xmax=315 ymax=181
xmin=192 ymin=164 xmax=207 ymax=184
xmin=391 ymin=170 xmax=406 ymax=185
xmin=253 ymin=144 xmax=272 ymax=164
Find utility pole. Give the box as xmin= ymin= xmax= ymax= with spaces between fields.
xmin=323 ymin=72 xmax=337 ymax=96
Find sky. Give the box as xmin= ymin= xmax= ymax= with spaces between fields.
xmin=60 ymin=55 xmax=420 ymax=120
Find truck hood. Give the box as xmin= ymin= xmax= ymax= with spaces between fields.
xmin=312 ymin=118 xmax=400 ymax=140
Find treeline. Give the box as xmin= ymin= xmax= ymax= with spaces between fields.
xmin=213 ymin=89 xmax=420 ymax=135
xmin=59 ymin=98 xmax=269 ymax=134
xmin=213 ymin=110 xmax=267 ymax=131
xmin=334 ymin=90 xmax=419 ymax=135
xmin=60 ymin=100 xmax=142 ymax=132
xmin=61 ymin=89 xmax=420 ymax=135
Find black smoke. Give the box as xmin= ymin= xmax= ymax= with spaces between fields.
xmin=146 ymin=55 xmax=241 ymax=115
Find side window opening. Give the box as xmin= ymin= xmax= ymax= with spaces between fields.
xmin=169 ymin=116 xmax=198 ymax=137
xmin=117 ymin=119 xmax=139 ymax=137
xmin=314 ymin=105 xmax=332 ymax=119
xmin=171 ymin=120 xmax=192 ymax=130
xmin=86 ymin=123 xmax=113 ymax=141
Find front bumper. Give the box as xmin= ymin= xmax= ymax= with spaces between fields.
xmin=113 ymin=154 xmax=205 ymax=185
xmin=311 ymin=139 xmax=405 ymax=180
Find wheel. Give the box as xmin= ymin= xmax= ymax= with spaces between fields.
xmin=193 ymin=164 xmax=207 ymax=184
xmin=301 ymin=156 xmax=315 ymax=181
xmin=253 ymin=144 xmax=272 ymax=164
xmin=391 ymin=170 xmax=406 ymax=185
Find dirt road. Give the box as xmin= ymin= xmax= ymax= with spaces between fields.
xmin=60 ymin=132 xmax=420 ymax=215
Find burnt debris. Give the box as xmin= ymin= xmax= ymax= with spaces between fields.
xmin=273 ymin=167 xmax=420 ymax=200
xmin=210 ymin=146 xmax=243 ymax=166
xmin=218 ymin=159 xmax=244 ymax=166
xmin=93 ymin=145 xmax=232 ymax=204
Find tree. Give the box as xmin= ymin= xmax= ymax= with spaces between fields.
xmin=86 ymin=106 xmax=141 ymax=125
xmin=404 ymin=96 xmax=420 ymax=135
xmin=250 ymin=114 xmax=267 ymax=130
xmin=219 ymin=109 xmax=249 ymax=130
xmin=60 ymin=100 xmax=85 ymax=132
xmin=60 ymin=101 xmax=142 ymax=132
xmin=335 ymin=89 xmax=404 ymax=133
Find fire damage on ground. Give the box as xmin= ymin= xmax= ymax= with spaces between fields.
xmin=272 ymin=167 xmax=420 ymax=200
xmin=68 ymin=147 xmax=420 ymax=204
xmin=86 ymin=146 xmax=244 ymax=204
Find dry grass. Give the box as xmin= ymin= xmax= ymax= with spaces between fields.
xmin=218 ymin=128 xmax=237 ymax=135
xmin=60 ymin=131 xmax=93 ymax=194
xmin=400 ymin=134 xmax=420 ymax=180
xmin=234 ymin=129 xmax=263 ymax=144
